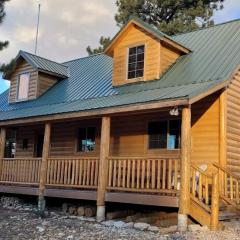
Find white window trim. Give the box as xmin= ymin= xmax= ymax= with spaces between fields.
xmin=16 ymin=72 xmax=30 ymax=101
xmin=126 ymin=44 xmax=146 ymax=81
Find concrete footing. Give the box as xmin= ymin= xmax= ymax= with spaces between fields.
xmin=96 ymin=205 xmax=105 ymax=221
xmin=177 ymin=213 xmax=188 ymax=231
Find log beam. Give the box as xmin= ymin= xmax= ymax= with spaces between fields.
xmin=219 ymin=90 xmax=227 ymax=167
xmin=178 ymin=106 xmax=191 ymax=231
xmin=38 ymin=122 xmax=51 ymax=215
xmin=210 ymin=173 xmax=219 ymax=230
xmin=97 ymin=116 xmax=111 ymax=221
xmin=0 ymin=127 xmax=6 ymax=178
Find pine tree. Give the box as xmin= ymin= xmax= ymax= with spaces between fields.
xmin=86 ymin=36 xmax=111 ymax=55
xmin=115 ymin=0 xmax=224 ymax=35
xmin=0 ymin=0 xmax=9 ymax=51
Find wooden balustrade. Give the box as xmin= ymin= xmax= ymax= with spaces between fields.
xmin=0 ymin=158 xmax=42 ymax=185
xmin=107 ymin=157 xmax=180 ymax=194
xmin=213 ymin=163 xmax=240 ymax=206
xmin=190 ymin=164 xmax=212 ymax=206
xmin=46 ymin=157 xmax=99 ymax=189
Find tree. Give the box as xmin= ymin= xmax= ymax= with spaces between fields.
xmin=0 ymin=58 xmax=15 ymax=73
xmin=0 ymin=0 xmax=9 ymax=51
xmin=86 ymin=36 xmax=111 ymax=55
xmin=115 ymin=0 xmax=224 ymax=35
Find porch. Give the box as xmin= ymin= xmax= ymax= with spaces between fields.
xmin=0 ymin=156 xmax=180 ymax=207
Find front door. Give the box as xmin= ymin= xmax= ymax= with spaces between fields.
xmin=35 ymin=134 xmax=44 ymax=157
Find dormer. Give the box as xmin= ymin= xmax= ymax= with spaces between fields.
xmin=4 ymin=51 xmax=69 ymax=103
xmin=105 ymin=17 xmax=190 ymax=87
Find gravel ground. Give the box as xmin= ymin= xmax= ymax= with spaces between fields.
xmin=0 ymin=207 xmax=240 ymax=240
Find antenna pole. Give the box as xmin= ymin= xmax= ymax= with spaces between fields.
xmin=34 ymin=3 xmax=41 ymax=54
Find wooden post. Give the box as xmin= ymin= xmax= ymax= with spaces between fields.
xmin=97 ymin=116 xmax=111 ymax=221
xmin=210 ymin=173 xmax=219 ymax=230
xmin=219 ymin=90 xmax=227 ymax=167
xmin=178 ymin=106 xmax=191 ymax=231
xmin=38 ymin=122 xmax=51 ymax=215
xmin=0 ymin=128 xmax=6 ymax=179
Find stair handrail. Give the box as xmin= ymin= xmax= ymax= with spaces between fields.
xmin=213 ymin=162 xmax=240 ymax=206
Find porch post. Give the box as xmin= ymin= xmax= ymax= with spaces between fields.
xmin=178 ymin=106 xmax=191 ymax=231
xmin=0 ymin=127 xmax=6 ymax=178
xmin=38 ymin=122 xmax=51 ymax=215
xmin=97 ymin=116 xmax=111 ymax=221
xmin=219 ymin=90 xmax=227 ymax=167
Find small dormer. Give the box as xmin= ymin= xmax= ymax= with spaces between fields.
xmin=4 ymin=51 xmax=69 ymax=103
xmin=105 ymin=17 xmax=190 ymax=87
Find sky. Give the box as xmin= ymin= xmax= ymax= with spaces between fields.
xmin=0 ymin=0 xmax=240 ymax=93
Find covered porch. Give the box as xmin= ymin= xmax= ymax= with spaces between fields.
xmin=0 ymin=92 xmax=225 ymax=230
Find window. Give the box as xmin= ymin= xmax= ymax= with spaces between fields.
xmin=17 ymin=73 xmax=30 ymax=100
xmin=5 ymin=129 xmax=16 ymax=158
xmin=22 ymin=139 xmax=29 ymax=150
xmin=128 ymin=45 xmax=145 ymax=79
xmin=77 ymin=127 xmax=96 ymax=152
xmin=148 ymin=120 xmax=181 ymax=150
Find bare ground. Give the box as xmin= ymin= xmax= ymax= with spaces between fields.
xmin=0 ymin=207 xmax=240 ymax=240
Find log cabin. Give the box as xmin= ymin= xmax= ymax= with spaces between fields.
xmin=0 ymin=16 xmax=240 ymax=230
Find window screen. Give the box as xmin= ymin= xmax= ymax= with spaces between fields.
xmin=17 ymin=73 xmax=30 ymax=100
xmin=168 ymin=120 xmax=181 ymax=149
xmin=77 ymin=127 xmax=96 ymax=152
xmin=128 ymin=45 xmax=145 ymax=79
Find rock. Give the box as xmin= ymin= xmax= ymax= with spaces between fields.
xmin=188 ymin=224 xmax=205 ymax=232
xmin=36 ymin=226 xmax=45 ymax=233
xmin=160 ymin=225 xmax=177 ymax=234
xmin=62 ymin=203 xmax=68 ymax=213
xmin=133 ymin=222 xmax=150 ymax=231
xmin=125 ymin=222 xmax=134 ymax=228
xmin=148 ymin=225 xmax=160 ymax=232
xmin=113 ymin=221 xmax=126 ymax=228
xmin=67 ymin=235 xmax=74 ymax=239
xmin=102 ymin=220 xmax=115 ymax=227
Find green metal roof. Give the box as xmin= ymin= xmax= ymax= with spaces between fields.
xmin=0 ymin=19 xmax=240 ymax=121
xmin=4 ymin=50 xmax=69 ymax=79
xmin=105 ymin=16 xmax=190 ymax=54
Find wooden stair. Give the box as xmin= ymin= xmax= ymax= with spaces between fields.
xmin=189 ymin=163 xmax=240 ymax=230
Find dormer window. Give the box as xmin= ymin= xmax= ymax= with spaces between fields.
xmin=17 ymin=73 xmax=30 ymax=100
xmin=127 ymin=45 xmax=145 ymax=80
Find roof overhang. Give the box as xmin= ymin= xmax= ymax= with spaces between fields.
xmin=104 ymin=16 xmax=190 ymax=57
xmin=0 ymin=98 xmax=188 ymax=126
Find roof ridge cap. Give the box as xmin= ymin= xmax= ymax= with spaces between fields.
xmin=21 ymin=50 xmax=68 ymax=68
xmin=62 ymin=53 xmax=105 ymax=64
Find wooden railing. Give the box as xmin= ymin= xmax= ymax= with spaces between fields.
xmin=190 ymin=164 xmax=212 ymax=207
xmin=0 ymin=158 xmax=42 ymax=185
xmin=107 ymin=157 xmax=180 ymax=194
xmin=46 ymin=157 xmax=99 ymax=189
xmin=213 ymin=163 xmax=240 ymax=206
xmin=190 ymin=163 xmax=220 ymax=230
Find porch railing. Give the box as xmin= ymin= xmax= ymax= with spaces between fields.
xmin=46 ymin=157 xmax=99 ymax=189
xmin=107 ymin=156 xmax=180 ymax=195
xmin=0 ymin=158 xmax=42 ymax=185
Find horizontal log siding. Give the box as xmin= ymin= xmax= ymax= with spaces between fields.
xmin=161 ymin=42 xmax=181 ymax=75
xmin=15 ymin=125 xmax=44 ymax=158
xmin=14 ymin=112 xmax=180 ymax=159
xmin=9 ymin=60 xmax=38 ymax=103
xmin=112 ymin=24 xmax=161 ymax=86
xmin=226 ymin=69 xmax=240 ymax=175
xmin=191 ymin=93 xmax=220 ymax=165
xmin=110 ymin=111 xmax=180 ymax=158
xmin=50 ymin=120 xmax=101 ymax=157
xmin=37 ymin=72 xmax=58 ymax=97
